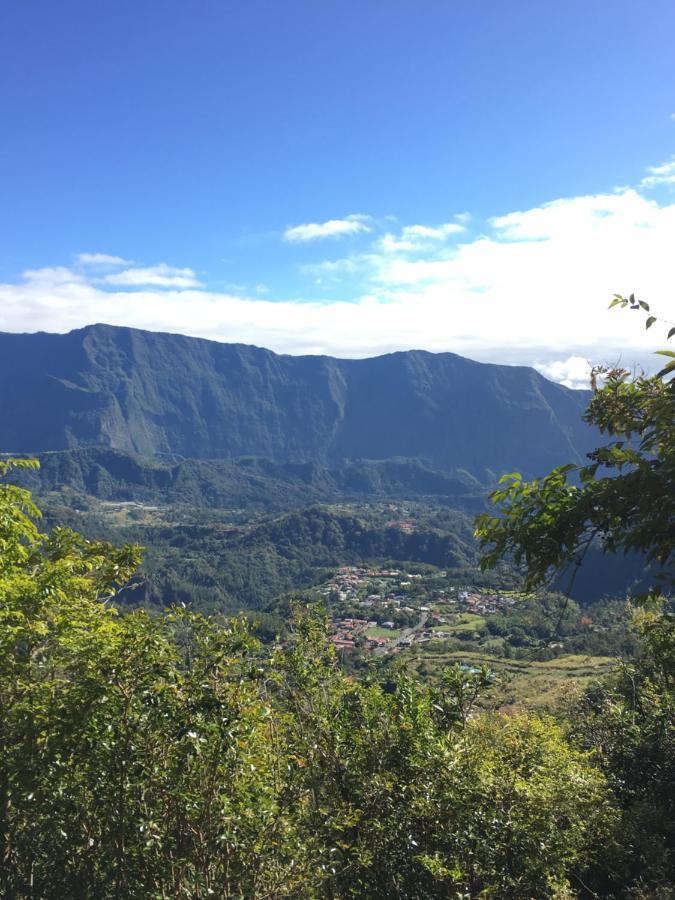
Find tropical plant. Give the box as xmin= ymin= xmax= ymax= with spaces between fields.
xmin=0 ymin=461 xmax=614 ymax=897
xmin=475 ymin=300 xmax=674 ymax=599
xmin=474 ymin=300 xmax=675 ymax=896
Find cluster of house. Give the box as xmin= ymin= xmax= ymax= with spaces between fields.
xmin=328 ymin=611 xmax=456 ymax=655
xmin=383 ymin=518 xmax=415 ymax=533
xmin=321 ymin=566 xmax=425 ymax=610
xmin=318 ymin=565 xmax=519 ymax=655
xmin=457 ymin=591 xmax=517 ymax=614
xmin=323 ymin=569 xmax=515 ymax=617
xmin=328 ymin=617 xmax=393 ymax=651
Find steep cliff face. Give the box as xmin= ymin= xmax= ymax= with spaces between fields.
xmin=0 ymin=324 xmax=592 ymax=479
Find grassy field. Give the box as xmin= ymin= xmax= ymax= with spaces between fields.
xmin=403 ymin=649 xmax=616 ymax=709
xmin=366 ymin=626 xmax=402 ymax=640
xmin=436 ymin=613 xmax=486 ymax=634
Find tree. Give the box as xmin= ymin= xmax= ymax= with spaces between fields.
xmin=475 ymin=299 xmax=674 ymax=600
xmin=272 ymin=611 xmax=614 ymax=899
xmin=0 ymin=458 xmax=299 ymax=898
xmin=474 ymin=300 xmax=675 ymax=895
xmin=567 ymin=607 xmax=675 ymax=897
xmin=0 ymin=463 xmax=614 ymax=898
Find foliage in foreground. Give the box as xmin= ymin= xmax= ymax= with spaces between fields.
xmin=475 ymin=298 xmax=674 ymax=601
xmin=2 ymin=300 xmax=674 ymax=898
xmin=568 ymin=604 xmax=675 ymax=898
xmin=475 ymin=361 xmax=674 ymax=597
xmin=475 ymin=305 xmax=675 ymax=897
xmin=1 ymin=462 xmax=615 ymax=899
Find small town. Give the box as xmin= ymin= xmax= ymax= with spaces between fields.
xmin=317 ymin=565 xmax=518 ymax=655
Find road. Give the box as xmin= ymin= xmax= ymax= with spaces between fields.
xmin=373 ymin=609 xmax=428 ymax=656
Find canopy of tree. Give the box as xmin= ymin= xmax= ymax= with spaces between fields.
xmin=475 ymin=302 xmax=674 ymax=599
xmin=475 ymin=305 xmax=675 ymax=896
xmin=1 ymin=307 xmax=673 ymax=898
xmin=0 ymin=453 xmax=673 ymax=897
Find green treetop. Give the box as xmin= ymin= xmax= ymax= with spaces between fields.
xmin=475 ymin=299 xmax=674 ymax=600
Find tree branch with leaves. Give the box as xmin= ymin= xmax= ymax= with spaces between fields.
xmin=475 ymin=300 xmax=674 ymax=601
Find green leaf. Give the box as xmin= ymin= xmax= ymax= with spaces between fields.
xmin=656 ymin=360 xmax=675 ymax=378
xmin=668 ymin=326 xmax=675 ymax=340
xmin=639 ymin=300 xmax=650 ymax=312
xmin=645 ymin=316 xmax=657 ymax=330
xmin=498 ymin=472 xmax=522 ymax=484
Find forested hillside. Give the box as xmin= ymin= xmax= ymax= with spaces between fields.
xmin=0 ymin=324 xmax=593 ymax=479
xmin=1 ymin=318 xmax=671 ymax=898
xmin=9 ymin=446 xmax=484 ymax=510
xmin=1 ymin=457 xmax=672 ymax=898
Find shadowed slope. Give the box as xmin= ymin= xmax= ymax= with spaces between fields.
xmin=0 ymin=324 xmax=592 ymax=479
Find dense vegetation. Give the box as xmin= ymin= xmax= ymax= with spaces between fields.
xmin=0 ymin=324 xmax=592 ymax=478
xmin=37 ymin=502 xmax=478 ymax=613
xmin=0 ymin=465 xmax=637 ymax=896
xmin=1 ymin=309 xmax=672 ymax=897
xmin=1 ymin=454 xmax=673 ymax=897
xmin=475 ymin=303 xmax=675 ymax=896
xmin=26 ymin=485 xmax=646 ymax=617
xmin=10 ymin=448 xmax=484 ymax=510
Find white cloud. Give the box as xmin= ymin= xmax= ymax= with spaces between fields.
xmin=377 ymin=221 xmax=465 ymax=254
xmin=299 ymin=255 xmax=373 ymax=282
xmin=76 ymin=253 xmax=132 ymax=267
xmin=489 ymin=190 xmax=657 ymax=240
xmin=22 ymin=266 xmax=86 ymax=285
xmin=377 ymin=234 xmax=415 ymax=254
xmin=402 ymin=223 xmax=465 ymax=240
xmin=640 ymin=157 xmax=675 ymax=188
xmin=103 ymin=264 xmax=203 ymax=289
xmin=535 ymin=356 xmax=592 ymax=390
xmin=283 ymin=214 xmax=371 ymax=242
xmin=2 ymin=158 xmax=675 ymax=385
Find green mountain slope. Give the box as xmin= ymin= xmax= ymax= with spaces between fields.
xmin=0 ymin=324 xmax=593 ymax=480
xmin=124 ymin=505 xmax=479 ymax=612
xmin=10 ymin=447 xmax=483 ymax=510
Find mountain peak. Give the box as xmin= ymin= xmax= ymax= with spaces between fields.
xmin=0 ymin=324 xmax=592 ymax=479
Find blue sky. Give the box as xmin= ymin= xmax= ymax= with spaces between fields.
xmin=1 ymin=0 xmax=674 ymax=385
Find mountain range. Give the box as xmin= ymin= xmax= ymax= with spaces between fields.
xmin=0 ymin=324 xmax=593 ymax=480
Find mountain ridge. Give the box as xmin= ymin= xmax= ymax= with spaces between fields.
xmin=8 ymin=447 xmax=484 ymax=512
xmin=0 ymin=323 xmax=593 ymax=479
